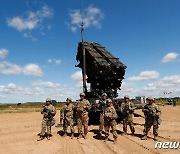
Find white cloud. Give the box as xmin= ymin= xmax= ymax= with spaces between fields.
xmin=0 ymin=62 xmax=23 ymax=75
xmin=127 ymin=70 xmax=160 ymax=81
xmin=69 ymin=10 xmax=83 ymax=26
xmin=71 ymin=71 xmax=83 ymax=88
xmin=55 ymin=59 xmax=61 ymax=65
xmin=161 ymin=75 xmax=180 ymax=84
xmin=7 ymin=83 xmax=17 ymax=89
xmin=0 ymin=81 xmax=79 ymax=103
xmin=38 ymin=5 xmax=53 ymax=18
xmin=47 ymin=58 xmax=62 ymax=65
xmin=119 ymin=75 xmax=180 ymax=99
xmin=7 ymin=17 xmax=38 ymax=31
xmin=32 ymin=80 xmax=60 ymax=88
xmin=0 ymin=95 xmax=6 ymax=99
xmin=120 ymin=81 xmax=135 ymax=93
xmin=142 ymin=75 xmax=180 ymax=96
xmin=23 ymin=64 xmax=43 ymax=76
xmin=71 ymin=71 xmax=90 ymax=92
xmin=47 ymin=59 xmax=52 ymax=63
xmin=71 ymin=71 xmax=82 ymax=81
xmin=0 ymin=83 xmax=16 ymax=94
xmin=0 ymin=83 xmax=45 ymax=97
xmin=0 ymin=49 xmax=8 ymax=59
xmin=71 ymin=26 xmax=77 ymax=32
xmin=0 ymin=61 xmax=43 ymax=76
xmin=23 ymin=32 xmax=37 ymax=41
xmin=68 ymin=5 xmax=104 ymax=32
xmin=142 ymin=83 xmax=157 ymax=91
xmin=161 ymin=52 xmax=179 ymax=63
xmin=7 ymin=5 xmax=53 ymax=32
xmin=0 ymin=74 xmax=179 ymax=103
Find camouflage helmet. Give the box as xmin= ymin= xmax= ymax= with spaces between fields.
xmin=80 ymin=92 xmax=85 ymax=96
xmin=102 ymin=93 xmax=107 ymax=97
xmin=124 ymin=95 xmax=130 ymax=99
xmin=46 ymin=98 xmax=52 ymax=102
xmin=147 ymin=96 xmax=155 ymax=101
xmin=66 ymin=97 xmax=72 ymax=102
xmin=106 ymin=98 xmax=112 ymax=103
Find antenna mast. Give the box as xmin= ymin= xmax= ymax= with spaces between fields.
xmin=81 ymin=0 xmax=87 ymax=93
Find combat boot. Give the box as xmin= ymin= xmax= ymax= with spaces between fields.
xmin=153 ymin=135 xmax=158 ymax=141
xmin=141 ymin=135 xmax=147 ymax=140
xmin=114 ymin=137 xmax=118 ymax=144
xmin=84 ymin=134 xmax=88 ymax=139
xmin=104 ymin=136 xmax=108 ymax=142
xmin=47 ymin=136 xmax=50 ymax=140
xmin=71 ymin=133 xmax=74 ymax=139
xmin=62 ymin=132 xmax=67 ymax=137
xmin=77 ymin=134 xmax=83 ymax=139
xmin=122 ymin=132 xmax=127 ymax=135
xmin=37 ymin=136 xmax=44 ymax=141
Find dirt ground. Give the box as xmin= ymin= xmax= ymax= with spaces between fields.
xmin=0 ymin=106 xmax=180 ymax=154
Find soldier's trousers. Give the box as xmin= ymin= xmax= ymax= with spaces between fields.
xmin=99 ymin=113 xmax=104 ymax=131
xmin=60 ymin=118 xmax=63 ymax=125
xmin=123 ymin=115 xmax=135 ymax=133
xmin=77 ymin=114 xmax=89 ymax=135
xmin=104 ymin=119 xmax=118 ymax=139
xmin=40 ymin=118 xmax=51 ymax=136
xmin=63 ymin=116 xmax=74 ymax=133
xmin=143 ymin=119 xmax=158 ymax=136
xmin=60 ymin=110 xmax=63 ymax=124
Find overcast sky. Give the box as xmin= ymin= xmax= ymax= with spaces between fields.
xmin=0 ymin=0 xmax=180 ymax=103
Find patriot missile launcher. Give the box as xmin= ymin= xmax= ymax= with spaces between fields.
xmin=76 ymin=41 xmax=126 ymax=124
xmin=76 ymin=42 xmax=126 ymax=98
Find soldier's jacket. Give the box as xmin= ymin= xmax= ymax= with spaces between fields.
xmin=98 ymin=99 xmax=106 ymax=113
xmin=75 ymin=99 xmax=91 ymax=116
xmin=142 ymin=103 xmax=161 ymax=120
xmin=121 ymin=101 xmax=135 ymax=115
xmin=63 ymin=103 xmax=74 ymax=118
xmin=41 ymin=104 xmax=56 ymax=119
xmin=104 ymin=105 xmax=118 ymax=120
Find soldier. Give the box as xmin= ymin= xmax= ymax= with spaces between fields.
xmin=75 ymin=92 xmax=91 ymax=139
xmin=60 ymin=108 xmax=64 ymax=126
xmin=120 ymin=95 xmax=135 ymax=135
xmin=38 ymin=98 xmax=56 ymax=140
xmin=104 ymin=99 xmax=118 ymax=143
xmin=173 ymin=100 xmax=176 ymax=107
xmin=141 ymin=96 xmax=161 ymax=141
xmin=98 ymin=93 xmax=107 ymax=135
xmin=62 ymin=98 xmax=75 ymax=139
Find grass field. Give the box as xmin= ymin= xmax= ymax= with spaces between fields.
xmin=0 ymin=99 xmax=179 ymax=113
xmin=0 ymin=103 xmax=64 ymax=113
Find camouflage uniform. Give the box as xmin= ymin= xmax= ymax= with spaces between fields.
xmin=98 ymin=99 xmax=106 ymax=132
xmin=121 ymin=102 xmax=135 ymax=134
xmin=142 ymin=103 xmax=161 ymax=137
xmin=40 ymin=104 xmax=56 ymax=137
xmin=60 ymin=108 xmax=64 ymax=125
xmin=63 ymin=103 xmax=74 ymax=134
xmin=76 ymin=99 xmax=91 ymax=137
xmin=104 ymin=102 xmax=118 ymax=139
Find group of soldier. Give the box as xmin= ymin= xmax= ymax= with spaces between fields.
xmin=38 ymin=92 xmax=161 ymax=143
